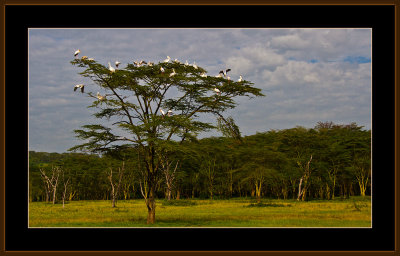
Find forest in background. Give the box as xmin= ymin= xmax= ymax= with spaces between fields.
xmin=29 ymin=122 xmax=371 ymax=204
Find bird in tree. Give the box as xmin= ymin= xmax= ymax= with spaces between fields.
xmin=160 ymin=108 xmax=166 ymax=116
xmin=200 ymin=72 xmax=207 ymax=78
xmin=115 ymin=61 xmax=121 ymax=68
xmin=96 ymin=92 xmax=105 ymax=101
xmin=69 ymin=56 xmax=264 ymax=224
xmin=238 ymin=75 xmax=243 ymax=82
xmin=192 ymin=62 xmax=198 ymax=69
xmin=164 ymin=56 xmax=171 ymax=63
xmin=74 ymin=84 xmax=85 ymax=93
xmin=169 ymin=69 xmax=176 ymax=77
xmin=219 ymin=68 xmax=231 ymax=78
xmin=108 ymin=62 xmax=116 ymax=73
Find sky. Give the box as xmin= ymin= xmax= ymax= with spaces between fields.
xmin=28 ymin=28 xmax=372 ymax=153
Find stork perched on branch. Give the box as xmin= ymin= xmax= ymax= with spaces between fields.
xmin=108 ymin=62 xmax=115 ymax=73
xmin=213 ymin=87 xmax=221 ymax=95
xmin=164 ymin=56 xmax=171 ymax=63
xmin=96 ymin=92 xmax=106 ymax=101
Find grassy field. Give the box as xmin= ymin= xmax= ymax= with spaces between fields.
xmin=29 ymin=196 xmax=371 ymax=228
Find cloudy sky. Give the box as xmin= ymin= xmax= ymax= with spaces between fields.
xmin=29 ymin=28 xmax=371 ymax=153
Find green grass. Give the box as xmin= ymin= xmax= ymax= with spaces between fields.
xmin=29 ymin=196 xmax=371 ymax=228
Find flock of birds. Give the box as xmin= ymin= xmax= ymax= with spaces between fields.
xmin=73 ymin=50 xmax=245 ymax=104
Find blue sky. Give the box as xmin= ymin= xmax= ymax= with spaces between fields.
xmin=28 ymin=28 xmax=372 ymax=153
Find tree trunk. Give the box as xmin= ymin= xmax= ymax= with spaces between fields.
xmin=297 ymin=178 xmax=303 ymax=201
xmin=167 ymin=188 xmax=172 ymax=201
xmin=255 ymin=181 xmax=262 ymax=203
xmin=146 ymin=187 xmax=156 ymax=224
xmin=52 ymin=187 xmax=57 ymax=204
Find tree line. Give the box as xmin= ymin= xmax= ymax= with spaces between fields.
xmin=29 ymin=121 xmax=371 ymax=204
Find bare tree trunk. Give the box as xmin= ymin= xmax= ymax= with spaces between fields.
xmin=255 ymin=181 xmax=262 ymax=203
xmin=297 ymin=177 xmax=303 ymax=201
xmin=297 ymin=155 xmax=312 ymax=201
xmin=160 ymin=157 xmax=178 ymax=201
xmin=39 ymin=168 xmax=54 ymax=203
xmin=108 ymin=162 xmax=124 ymax=208
xmin=62 ymin=175 xmax=70 ymax=208
xmin=40 ymin=166 xmax=61 ymax=204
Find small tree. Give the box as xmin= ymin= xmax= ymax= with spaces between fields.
xmin=108 ymin=161 xmax=125 ymax=208
xmin=61 ymin=171 xmax=70 ymax=208
xmin=160 ymin=157 xmax=179 ymax=201
xmin=39 ymin=166 xmax=61 ymax=204
xmin=69 ymin=56 xmax=263 ymax=223
xmin=297 ymin=155 xmax=312 ymax=201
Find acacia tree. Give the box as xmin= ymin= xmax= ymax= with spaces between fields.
xmin=69 ymin=56 xmax=263 ymax=223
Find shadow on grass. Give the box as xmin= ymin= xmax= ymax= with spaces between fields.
xmin=161 ymin=200 xmax=198 ymax=207
xmin=245 ymin=202 xmax=292 ymax=208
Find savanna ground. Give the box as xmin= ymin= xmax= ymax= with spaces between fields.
xmin=29 ymin=196 xmax=371 ymax=228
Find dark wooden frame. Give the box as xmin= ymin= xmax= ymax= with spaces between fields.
xmin=1 ymin=1 xmax=398 ymax=255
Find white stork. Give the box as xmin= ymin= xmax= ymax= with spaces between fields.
xmin=74 ymin=49 xmax=80 ymax=57
xmin=213 ymin=88 xmax=221 ymax=95
xmin=160 ymin=67 xmax=165 ymax=73
xmin=74 ymin=84 xmax=84 ymax=93
xmin=238 ymin=75 xmax=243 ymax=82
xmin=96 ymin=92 xmax=105 ymax=101
xmin=169 ymin=69 xmax=176 ymax=77
xmin=115 ymin=61 xmax=121 ymax=68
xmin=164 ymin=56 xmax=171 ymax=63
xmin=200 ymin=72 xmax=207 ymax=78
xmin=185 ymin=60 xmax=189 ymax=66
xmin=192 ymin=62 xmax=198 ymax=69
xmin=219 ymin=69 xmax=231 ymax=78
xmin=167 ymin=110 xmax=173 ymax=117
xmin=108 ymin=62 xmax=115 ymax=73
xmin=160 ymin=109 xmax=166 ymax=116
